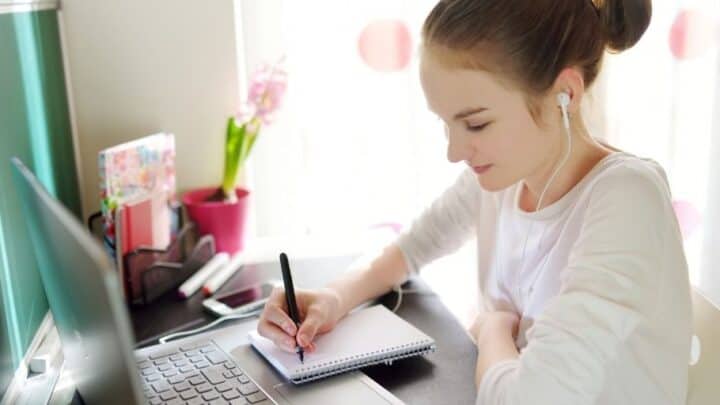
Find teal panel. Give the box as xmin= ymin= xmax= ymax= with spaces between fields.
xmin=0 ymin=8 xmax=81 ymax=397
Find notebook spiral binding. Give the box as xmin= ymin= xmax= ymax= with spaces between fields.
xmin=291 ymin=340 xmax=437 ymax=384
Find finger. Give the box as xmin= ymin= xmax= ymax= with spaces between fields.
xmin=263 ymin=303 xmax=298 ymax=335
xmin=257 ymin=321 xmax=298 ymax=353
xmin=297 ymin=309 xmax=324 ymax=347
xmin=268 ymin=287 xmax=288 ymax=311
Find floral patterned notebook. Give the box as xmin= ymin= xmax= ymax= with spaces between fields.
xmin=98 ymin=133 xmax=176 ymax=264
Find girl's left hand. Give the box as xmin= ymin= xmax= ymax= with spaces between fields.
xmin=467 ymin=311 xmax=520 ymax=344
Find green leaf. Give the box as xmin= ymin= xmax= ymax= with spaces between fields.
xmin=221 ymin=117 xmax=247 ymax=197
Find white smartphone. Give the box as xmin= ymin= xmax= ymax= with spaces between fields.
xmin=202 ymin=280 xmax=279 ymax=317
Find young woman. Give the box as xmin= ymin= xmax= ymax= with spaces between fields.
xmin=257 ymin=0 xmax=692 ymax=403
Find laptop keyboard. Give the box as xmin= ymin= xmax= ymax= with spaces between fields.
xmin=136 ymin=340 xmax=273 ymax=405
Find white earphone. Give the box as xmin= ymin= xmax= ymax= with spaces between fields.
xmin=535 ymin=91 xmax=572 ymax=212
xmin=512 ymin=91 xmax=574 ymax=308
xmin=557 ymin=92 xmax=571 ymax=132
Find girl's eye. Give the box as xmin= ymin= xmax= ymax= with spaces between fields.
xmin=466 ymin=122 xmax=491 ymax=132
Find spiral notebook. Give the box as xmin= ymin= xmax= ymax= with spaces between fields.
xmin=248 ymin=305 xmax=436 ymax=384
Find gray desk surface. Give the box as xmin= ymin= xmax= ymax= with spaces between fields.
xmin=70 ymin=255 xmax=480 ymax=404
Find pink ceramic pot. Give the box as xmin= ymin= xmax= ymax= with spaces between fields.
xmin=182 ymin=187 xmax=250 ymax=254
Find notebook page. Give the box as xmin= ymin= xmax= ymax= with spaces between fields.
xmin=248 ymin=305 xmax=434 ymax=379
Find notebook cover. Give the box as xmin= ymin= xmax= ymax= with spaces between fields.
xmin=98 ymin=133 xmax=175 ymax=263
xmin=248 ymin=305 xmax=436 ymax=384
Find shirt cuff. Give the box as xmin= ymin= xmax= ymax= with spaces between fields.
xmin=477 ymin=358 xmax=520 ymax=405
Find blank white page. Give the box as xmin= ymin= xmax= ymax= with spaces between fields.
xmin=248 ymin=305 xmax=434 ymax=380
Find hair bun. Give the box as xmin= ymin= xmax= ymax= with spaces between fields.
xmin=595 ymin=0 xmax=652 ymax=52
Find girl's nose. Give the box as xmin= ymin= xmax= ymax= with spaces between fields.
xmin=445 ymin=126 xmax=472 ymax=163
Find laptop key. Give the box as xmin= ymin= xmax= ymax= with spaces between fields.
xmin=202 ymin=367 xmax=226 ymax=384
xmin=223 ymin=370 xmax=235 ymax=379
xmin=225 ymin=361 xmax=237 ymax=369
xmin=169 ymin=354 xmax=184 ymax=361
xmin=223 ymin=389 xmax=242 ymax=400
xmin=158 ymin=363 xmax=173 ymax=372
xmin=239 ymin=382 xmax=259 ymax=395
xmin=199 ymin=345 xmax=216 ymax=353
xmin=187 ymin=397 xmax=204 ymax=405
xmin=246 ymin=392 xmax=268 ymax=404
xmin=165 ymin=398 xmax=183 ymax=405
xmin=180 ymin=389 xmax=198 ymax=400
xmin=137 ymin=360 xmax=152 ymax=370
xmin=174 ymin=381 xmax=192 ymax=392
xmin=202 ymin=390 xmax=221 ymax=401
xmin=188 ymin=376 xmax=205 ymax=386
xmin=149 ymin=398 xmax=162 ymax=405
xmin=163 ymin=369 xmax=178 ymax=378
xmin=237 ymin=374 xmax=250 ymax=384
xmin=174 ymin=360 xmax=188 ymax=367
xmin=145 ymin=374 xmax=162 ymax=383
xmin=196 ymin=383 xmax=213 ymax=393
xmin=229 ymin=399 xmax=250 ymax=405
xmin=159 ymin=390 xmax=178 ymax=401
xmin=179 ymin=344 xmax=198 ymax=352
xmin=215 ymin=382 xmax=233 ymax=392
xmin=205 ymin=351 xmax=227 ymax=365
xmin=188 ymin=355 xmax=204 ymax=363
xmin=151 ymin=381 xmax=171 ymax=393
xmin=208 ymin=400 xmax=226 ymax=405
xmin=185 ymin=350 xmax=201 ymax=358
xmin=153 ymin=357 xmax=169 ymax=366
xmin=179 ymin=365 xmax=194 ymax=373
xmin=195 ymin=360 xmax=211 ymax=369
xmin=167 ymin=374 xmax=185 ymax=385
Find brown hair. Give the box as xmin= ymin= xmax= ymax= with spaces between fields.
xmin=422 ymin=0 xmax=652 ymax=118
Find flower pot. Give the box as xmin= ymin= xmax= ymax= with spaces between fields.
xmin=182 ymin=187 xmax=250 ymax=254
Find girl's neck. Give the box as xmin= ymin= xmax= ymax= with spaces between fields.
xmin=519 ymin=122 xmax=614 ymax=212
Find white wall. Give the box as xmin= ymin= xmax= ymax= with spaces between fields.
xmin=58 ymin=0 xmax=241 ymax=220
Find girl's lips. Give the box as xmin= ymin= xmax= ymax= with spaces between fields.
xmin=473 ymin=164 xmax=493 ymax=174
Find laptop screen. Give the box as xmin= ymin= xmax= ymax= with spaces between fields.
xmin=10 ymin=158 xmax=144 ymax=405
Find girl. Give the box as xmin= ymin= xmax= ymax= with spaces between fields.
xmin=257 ymin=0 xmax=692 ymax=403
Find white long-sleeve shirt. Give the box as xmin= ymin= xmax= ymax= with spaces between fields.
xmin=395 ymin=151 xmax=692 ymax=404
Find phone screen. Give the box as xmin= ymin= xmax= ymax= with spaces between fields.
xmin=215 ymin=283 xmax=274 ymax=309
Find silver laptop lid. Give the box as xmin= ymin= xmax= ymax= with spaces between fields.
xmin=10 ymin=158 xmax=143 ymax=405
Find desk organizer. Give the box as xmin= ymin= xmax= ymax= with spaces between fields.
xmin=88 ymin=205 xmax=216 ymax=306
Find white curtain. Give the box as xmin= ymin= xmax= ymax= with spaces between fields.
xmin=237 ymin=0 xmax=456 ymax=238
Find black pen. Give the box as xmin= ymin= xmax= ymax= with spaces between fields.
xmin=279 ymin=252 xmax=304 ymax=363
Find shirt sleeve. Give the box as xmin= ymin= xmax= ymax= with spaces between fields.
xmin=476 ymin=167 xmax=670 ymax=405
xmin=395 ymin=168 xmax=479 ymax=276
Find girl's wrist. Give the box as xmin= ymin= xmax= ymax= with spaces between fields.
xmin=475 ymin=312 xmax=519 ymax=344
xmin=320 ymin=286 xmax=346 ymax=324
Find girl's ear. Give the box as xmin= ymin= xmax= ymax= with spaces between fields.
xmin=552 ymin=67 xmax=585 ymax=113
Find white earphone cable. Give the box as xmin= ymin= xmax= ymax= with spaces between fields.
xmin=515 ymin=93 xmax=573 ymax=306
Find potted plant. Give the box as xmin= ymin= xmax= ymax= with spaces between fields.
xmin=183 ymin=61 xmax=288 ymax=253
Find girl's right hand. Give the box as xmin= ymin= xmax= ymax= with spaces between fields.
xmin=257 ymin=286 xmax=344 ymax=353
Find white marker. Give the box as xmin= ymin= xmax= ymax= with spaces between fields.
xmin=203 ymin=251 xmax=246 ymax=296
xmin=177 ymin=252 xmax=230 ymax=299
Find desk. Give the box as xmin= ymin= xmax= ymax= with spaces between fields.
xmin=130 ymin=254 xmax=479 ymax=404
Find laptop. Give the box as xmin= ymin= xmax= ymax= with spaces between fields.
xmin=10 ymin=158 xmax=403 ymax=405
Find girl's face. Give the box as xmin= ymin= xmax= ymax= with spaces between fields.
xmin=419 ymin=51 xmax=559 ymax=192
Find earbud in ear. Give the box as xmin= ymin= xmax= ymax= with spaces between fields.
xmin=557 ymin=92 xmax=571 ymax=131
xmin=557 ymin=92 xmax=571 ymax=108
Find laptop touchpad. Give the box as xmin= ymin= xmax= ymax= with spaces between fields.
xmin=273 ymin=372 xmax=397 ymax=405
